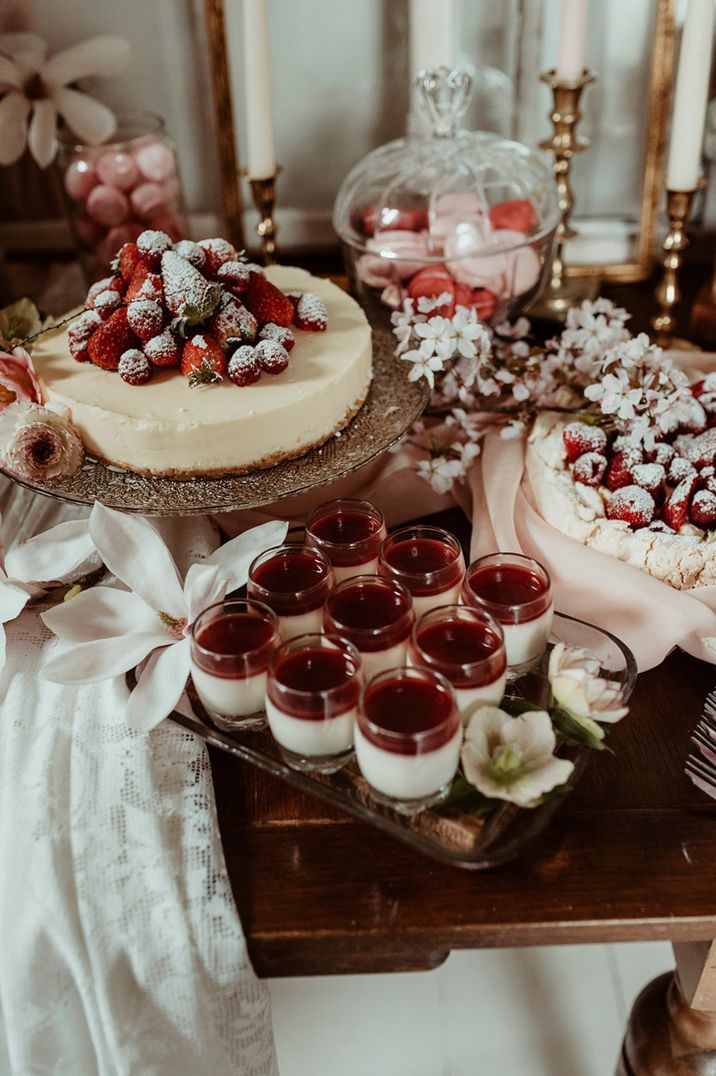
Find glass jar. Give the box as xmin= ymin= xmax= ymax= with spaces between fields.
xmin=58 ymin=109 xmax=188 ymax=279
xmin=333 ymin=67 xmax=559 ymax=325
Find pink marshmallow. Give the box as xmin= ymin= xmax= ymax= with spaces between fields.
xmin=64 ymin=158 xmax=98 ymax=202
xmin=134 ymin=139 xmax=176 ymax=182
xmin=86 ymin=184 xmax=130 ymax=227
xmin=130 ymin=182 xmax=166 ymax=221
xmin=96 ymin=150 xmax=140 ymax=191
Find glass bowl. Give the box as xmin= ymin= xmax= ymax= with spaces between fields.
xmin=333 ymin=67 xmax=560 ymax=325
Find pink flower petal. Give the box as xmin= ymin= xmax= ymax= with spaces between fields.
xmin=52 ymin=86 xmax=117 ymax=146
xmin=43 ymin=36 xmax=131 ymax=87
xmin=27 ymin=99 xmax=57 ymax=168
xmin=0 ymin=347 xmax=42 ymax=406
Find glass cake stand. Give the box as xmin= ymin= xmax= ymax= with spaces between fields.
xmin=0 ymin=314 xmax=428 ymax=516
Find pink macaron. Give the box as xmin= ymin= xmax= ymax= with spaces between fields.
xmin=129 ymin=182 xmax=167 ymax=221
xmin=134 ymin=139 xmax=176 ymax=182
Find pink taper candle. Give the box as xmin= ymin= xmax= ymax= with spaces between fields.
xmin=556 ymin=0 xmax=588 ymax=80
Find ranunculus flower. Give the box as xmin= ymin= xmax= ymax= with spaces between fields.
xmin=461 ymin=705 xmax=574 ymax=807
xmin=548 ymin=642 xmax=629 ymax=725
xmin=0 ymin=402 xmax=84 ymax=481
xmin=0 ymin=346 xmax=42 ymax=407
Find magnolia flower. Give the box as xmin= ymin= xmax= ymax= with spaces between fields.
xmin=0 ymin=32 xmax=131 ymax=168
xmin=461 ymin=706 xmax=574 ymax=807
xmin=0 ymin=402 xmax=84 ymax=481
xmin=548 ymin=643 xmax=629 ymax=728
xmin=0 ymin=513 xmax=97 ymax=671
xmin=41 ymin=503 xmax=287 ymax=732
xmin=0 ymin=347 xmax=42 ymax=407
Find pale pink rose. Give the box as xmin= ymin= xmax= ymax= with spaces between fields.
xmin=0 ymin=347 xmax=42 ymax=408
xmin=0 ymin=403 xmax=84 ymax=481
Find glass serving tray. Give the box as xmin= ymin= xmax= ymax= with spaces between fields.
xmin=162 ymin=612 xmax=636 ymax=870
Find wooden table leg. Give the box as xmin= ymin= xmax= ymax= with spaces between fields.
xmin=616 ymin=942 xmax=716 ymax=1074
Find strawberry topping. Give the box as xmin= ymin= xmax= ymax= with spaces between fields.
xmin=562 ymin=422 xmax=607 ymax=462
xmin=243 ymin=274 xmax=294 ymax=328
xmin=228 ymin=346 xmax=262 ymax=386
xmin=294 ymin=292 xmax=328 ymax=332
xmin=572 ymin=451 xmax=607 ymax=487
xmin=258 ymin=322 xmax=295 ymax=351
xmin=119 ymin=349 xmax=152 ymax=386
xmin=606 ymin=485 xmax=655 ymax=527
xmin=255 ymin=339 xmax=289 ymax=375
xmin=86 ymin=308 xmax=136 ymax=371
xmin=690 ymin=489 xmax=716 ymax=526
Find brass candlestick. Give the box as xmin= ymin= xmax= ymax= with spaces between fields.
xmin=530 ymin=69 xmax=599 ymax=321
xmin=246 ymin=171 xmax=280 ymax=265
xmin=651 ymin=180 xmax=705 ymax=347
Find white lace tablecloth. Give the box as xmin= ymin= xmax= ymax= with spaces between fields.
xmin=0 ymin=480 xmax=278 ymax=1076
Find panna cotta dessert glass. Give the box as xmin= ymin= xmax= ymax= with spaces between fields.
xmin=190 ymin=599 xmax=279 ymax=731
xmin=355 ymin=666 xmax=462 ymax=814
xmin=248 ymin=543 xmax=335 ymax=640
xmin=323 ymin=575 xmax=414 ymax=678
xmin=409 ymin=604 xmax=507 ymax=722
xmin=306 ymin=498 xmax=387 ymax=582
xmin=463 ymin=552 xmax=553 ymax=671
xmin=378 ymin=525 xmax=466 ymax=618
xmin=266 ymin=633 xmax=362 ymax=773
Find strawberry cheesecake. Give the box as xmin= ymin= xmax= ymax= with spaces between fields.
xmin=30 ymin=232 xmax=372 ymax=477
xmin=525 ymin=403 xmax=716 ymax=590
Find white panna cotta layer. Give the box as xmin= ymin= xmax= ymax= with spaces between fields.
xmin=410 ymin=583 xmax=463 ymax=620
xmin=191 ymin=666 xmax=266 ymax=717
xmin=354 ymin=724 xmax=462 ymax=801
xmin=455 ymin=672 xmax=508 ymax=722
xmin=265 ymin=699 xmax=356 ymax=757
xmin=332 ymin=557 xmax=379 ymax=583
xmin=357 ymin=640 xmax=411 ymax=680
xmin=501 ymin=608 xmax=554 ymax=667
xmin=276 ymin=607 xmax=324 ymax=641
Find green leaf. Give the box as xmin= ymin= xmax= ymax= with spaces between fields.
xmin=550 ymin=707 xmax=609 ymax=751
xmin=500 ymin=697 xmax=546 ymax=718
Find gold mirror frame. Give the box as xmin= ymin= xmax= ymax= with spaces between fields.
xmin=567 ymin=0 xmax=676 ymax=284
xmin=203 ymin=0 xmax=675 ymax=283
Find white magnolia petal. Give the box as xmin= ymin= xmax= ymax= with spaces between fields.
xmin=43 ymin=36 xmax=131 ymax=86
xmin=52 ymin=87 xmax=116 ymax=146
xmin=41 ymin=631 xmax=167 ymax=684
xmin=89 ymin=502 xmax=186 ymax=618
xmin=41 ymin=586 xmax=158 ymax=643
xmin=5 ymin=518 xmax=97 ymax=583
xmin=0 ymin=623 xmax=5 ymax=672
xmin=0 ymin=91 xmax=30 ymax=164
xmin=27 ymin=99 xmax=57 ymax=168
xmin=0 ymin=33 xmax=47 ymax=72
xmin=125 ymin=637 xmax=191 ymax=733
xmin=205 ymin=520 xmax=288 ymax=593
xmin=0 ymin=55 xmax=22 ymax=90
xmin=0 ymin=578 xmax=31 ymax=623
xmin=184 ymin=563 xmax=225 ymax=625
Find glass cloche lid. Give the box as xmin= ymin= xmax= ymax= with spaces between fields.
xmin=333 ymin=67 xmax=559 ymax=261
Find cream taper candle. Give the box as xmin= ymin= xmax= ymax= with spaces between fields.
xmin=556 ymin=0 xmax=588 ymax=81
xmin=666 ymin=0 xmax=715 ymax=191
xmin=242 ymin=0 xmax=276 ymax=179
xmin=409 ymin=0 xmax=457 ymax=79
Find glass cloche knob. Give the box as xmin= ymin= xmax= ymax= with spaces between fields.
xmin=415 ymin=66 xmax=473 ymax=138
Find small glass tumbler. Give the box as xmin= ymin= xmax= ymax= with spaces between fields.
xmin=378 ymin=525 xmax=466 ymax=619
xmin=462 ymin=552 xmax=553 ymax=671
xmin=190 ymin=599 xmax=279 ymax=731
xmin=58 ymin=109 xmax=188 ymax=277
xmin=323 ymin=574 xmax=414 ymax=679
xmin=248 ymin=543 xmax=335 ymax=640
xmin=266 ymin=633 xmax=363 ymax=773
xmin=409 ymin=604 xmax=507 ymax=722
xmin=306 ymin=498 xmax=387 ymax=582
xmin=355 ymin=666 xmax=462 ymax=814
